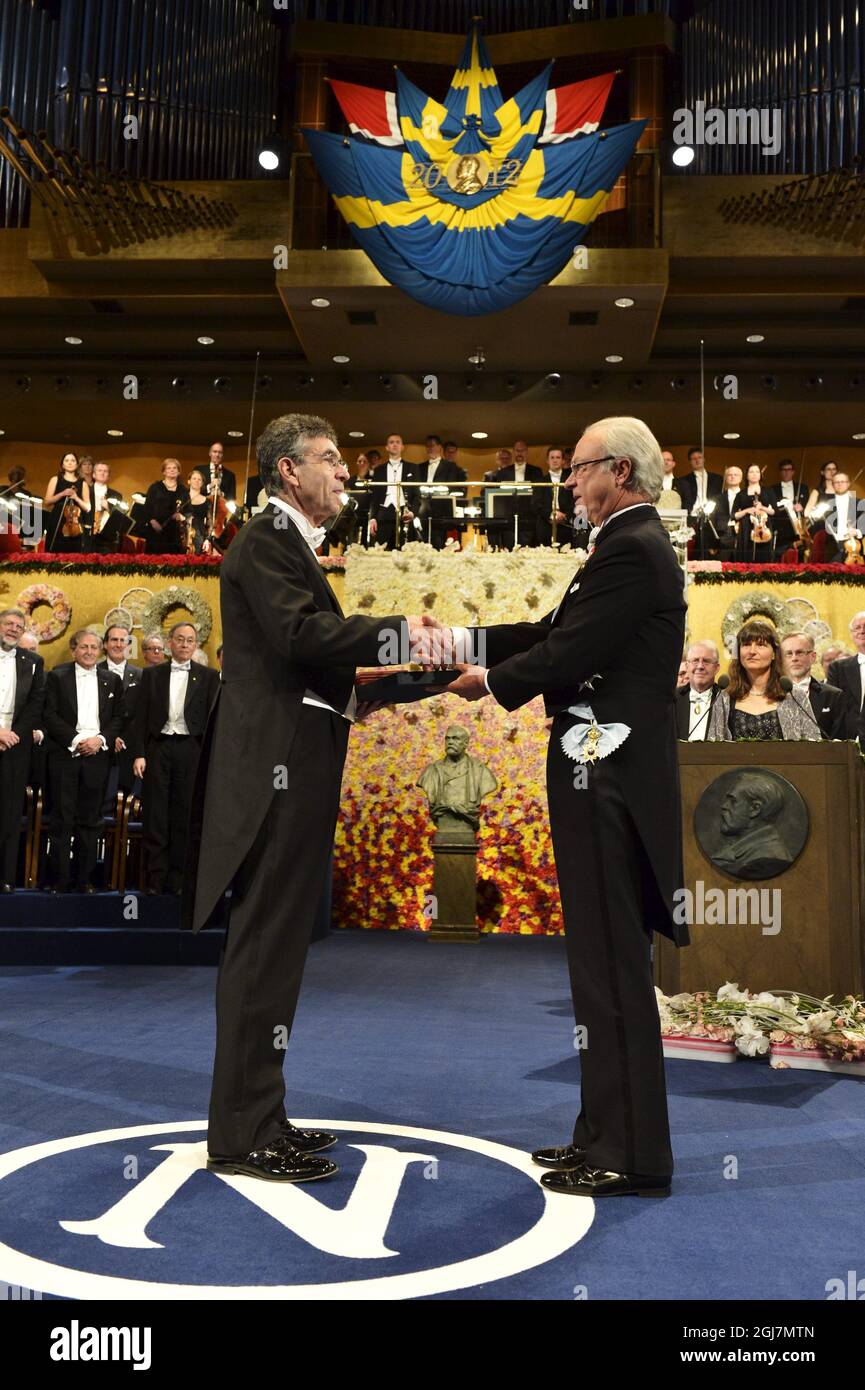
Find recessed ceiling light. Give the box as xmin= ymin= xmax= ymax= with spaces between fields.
xmin=614 ymin=298 xmax=634 ymax=308
xmin=227 ymin=430 xmax=243 ymax=438
xmin=746 ymin=334 xmax=765 ymax=343
xmin=197 ymin=335 xmax=214 ymax=345
xmin=471 ymin=431 xmax=489 ymax=440
xmin=333 ymin=354 xmax=350 ymax=364
xmin=107 ymin=429 xmax=124 ymax=437
xmin=853 ymin=433 xmax=865 ymax=441
xmin=348 ymin=430 xmax=365 ymax=438
xmin=723 ymin=432 xmax=741 ymax=440
xmin=65 ymin=335 xmax=83 ymax=345
xmin=672 ymin=146 xmax=695 ymax=167
xmin=605 ymin=354 xmax=623 ymax=364
xmin=311 ymin=298 xmax=330 ymax=308
xmin=0 ymin=429 xmax=4 ymax=436
xmin=258 ymin=150 xmax=279 ymax=172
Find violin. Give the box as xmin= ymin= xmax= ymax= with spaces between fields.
xmin=750 ymin=498 xmax=772 ymax=544
xmin=60 ymin=487 xmax=83 ymax=538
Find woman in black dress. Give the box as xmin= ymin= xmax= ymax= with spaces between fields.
xmin=141 ymin=458 xmax=189 ymax=554
xmin=43 ymin=451 xmax=91 ymax=553
xmin=181 ymin=469 xmax=213 ymax=554
xmin=732 ymin=464 xmax=775 ymax=563
xmin=707 ymin=620 xmax=821 ymax=742
xmin=804 ymin=460 xmax=837 ymax=533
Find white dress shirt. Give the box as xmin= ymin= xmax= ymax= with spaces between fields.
xmin=0 ymin=647 xmax=16 ymax=730
xmin=106 ymin=658 xmax=126 ymax=679
xmin=161 ymin=663 xmax=191 ymax=735
xmin=71 ymin=665 xmax=106 ymax=753
xmin=858 ymin=653 xmax=865 ymax=709
xmin=514 ymin=461 xmax=527 ymax=483
xmin=427 ymin=457 xmax=441 ymax=484
xmin=93 ymin=481 xmax=108 ymax=519
xmin=270 ymin=497 xmax=357 ymax=722
xmin=384 ymin=460 xmax=405 ymax=510
xmin=833 ymin=492 xmax=852 ymax=536
xmin=688 ymin=686 xmax=712 ymax=740
xmin=693 ymin=469 xmax=707 ymax=505
xmin=661 ymin=474 xmax=675 ymax=491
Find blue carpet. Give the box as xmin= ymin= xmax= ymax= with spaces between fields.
xmin=0 ymin=931 xmax=862 ymax=1301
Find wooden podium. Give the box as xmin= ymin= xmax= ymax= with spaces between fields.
xmin=654 ymin=742 xmax=865 ymax=1000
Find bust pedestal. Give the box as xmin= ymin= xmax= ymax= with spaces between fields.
xmin=428 ymin=827 xmax=480 ymax=942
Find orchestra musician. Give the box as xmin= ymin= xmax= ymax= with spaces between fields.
xmin=181 ymin=469 xmax=214 ymax=554
xmin=43 ymin=452 xmax=91 ymax=553
xmin=141 ymin=459 xmax=189 ymax=554
xmin=89 ymin=461 xmax=124 ymax=551
xmin=206 ymin=441 xmax=237 ymax=503
xmin=732 ymin=464 xmax=775 ymax=563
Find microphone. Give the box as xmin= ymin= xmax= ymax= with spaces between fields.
xmin=780 ymin=676 xmax=826 ymax=739
xmin=686 ymin=673 xmax=728 ymax=740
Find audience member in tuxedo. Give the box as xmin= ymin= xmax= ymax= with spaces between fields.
xmin=820 ymin=643 xmax=847 ymax=681
xmin=44 ymin=631 xmax=122 ymax=893
xmin=346 ymin=452 xmax=372 ymax=545
xmin=101 ymin=624 xmax=141 ymax=792
xmin=823 ymin=473 xmax=865 ymax=562
xmin=714 ymin=465 xmax=743 ymax=560
xmin=805 ymin=460 xmax=837 ymax=531
xmin=15 ymin=629 xmax=46 ymax=799
xmin=780 ymin=632 xmax=854 ymax=740
xmin=43 ymin=452 xmax=91 ymax=554
xmin=656 ymin=449 xmax=682 ymax=509
xmin=441 ymin=415 xmax=688 ymax=1198
xmin=733 ymin=464 xmax=775 ymax=562
xmin=444 ymin=441 xmax=464 ymax=475
xmin=141 ymin=632 xmax=167 ymax=666
xmin=206 ymin=441 xmax=237 ymax=503
xmin=244 ymin=473 xmax=262 ymax=511
xmin=707 ymin=621 xmax=821 ymax=741
xmin=132 ymin=622 xmax=220 ymax=895
xmin=0 ymin=609 xmax=45 ymax=890
xmin=676 ymin=657 xmax=689 ymax=688
xmin=769 ymin=459 xmax=808 ymax=560
xmin=676 ymin=640 xmax=721 ymax=740
xmin=535 ymin=446 xmax=575 ymax=546
xmin=88 ymin=462 xmax=124 ymax=551
xmin=418 ymin=435 xmax=466 ymax=548
xmin=827 ymin=612 xmax=865 ymax=743
xmin=367 ymin=434 xmax=419 ymax=549
xmin=494 ymin=439 xmax=544 ymax=549
xmin=141 ymin=459 xmax=189 ymax=554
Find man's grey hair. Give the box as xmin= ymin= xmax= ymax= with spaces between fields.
xmin=782 ymin=630 xmax=815 ymax=652
xmin=142 ymin=632 xmax=165 ymax=648
xmin=584 ymin=416 xmax=665 ymax=502
xmin=257 ymin=413 xmax=338 ymax=498
xmin=0 ymin=608 xmax=25 ymax=623
xmin=849 ymin=610 xmax=865 ymax=631
xmin=70 ymin=629 xmax=102 ymax=649
xmin=687 ymin=639 xmax=720 ymax=662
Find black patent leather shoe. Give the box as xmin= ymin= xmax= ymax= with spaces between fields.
xmin=206 ymin=1134 xmax=338 ymax=1183
xmin=531 ymin=1143 xmax=585 ymax=1171
xmin=278 ymin=1119 xmax=338 ymax=1154
xmin=540 ymin=1163 xmax=670 ymax=1198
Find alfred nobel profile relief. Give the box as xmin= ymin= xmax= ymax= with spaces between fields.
xmin=694 ymin=769 xmax=809 ymax=881
xmin=418 ymin=725 xmax=497 ymax=842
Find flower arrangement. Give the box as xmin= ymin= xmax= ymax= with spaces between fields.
xmin=16 ymin=582 xmax=72 ymax=642
xmin=140 ymin=584 xmax=213 ymax=643
xmin=656 ymin=983 xmax=865 ymax=1068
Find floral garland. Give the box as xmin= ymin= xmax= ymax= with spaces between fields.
xmin=656 ymin=983 xmax=865 ymax=1065
xmin=720 ymin=590 xmax=794 ymax=654
xmin=16 ymin=582 xmax=72 ymax=642
xmin=140 ymin=585 xmax=213 ymax=642
xmin=0 ymin=551 xmax=343 ymax=575
xmin=694 ymin=563 xmax=865 ymax=585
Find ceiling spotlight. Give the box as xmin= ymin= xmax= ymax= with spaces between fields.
xmin=14 ymin=376 xmax=31 ymax=392
xmin=257 ymin=132 xmax=290 ymax=174
xmin=723 ymin=432 xmax=741 ymax=440
xmin=378 ymin=374 xmax=393 ymax=391
xmin=197 ymin=335 xmax=214 ymax=346
xmin=672 ymin=146 xmax=695 ymax=167
xmin=171 ymin=376 xmax=190 ymax=393
xmin=746 ymin=334 xmax=765 ymax=344
xmin=847 ymin=376 xmax=863 ymax=390
xmin=468 ymin=347 xmax=486 ymax=369
xmin=605 ymin=354 xmax=623 ymax=364
xmin=0 ymin=429 xmax=4 ymax=436
xmin=805 ymin=375 xmax=824 ymax=390
xmin=107 ymin=428 xmax=124 ymax=437
xmin=258 ymin=375 xmax=273 ymax=392
xmin=471 ymin=431 xmax=488 ymax=440
xmin=670 ymin=376 xmax=687 ymax=391
xmin=311 ymin=298 xmax=330 ymax=309
xmin=54 ymin=375 xmax=70 ymax=391
xmin=505 ymin=376 xmax=520 ymax=392
xmin=95 ymin=377 xmax=110 ymax=393
xmin=65 ymin=335 xmax=82 ymax=345
xmin=760 ymin=374 xmax=778 ymax=391
xmin=213 ymin=377 xmax=232 ymax=393
xmin=463 ymin=374 xmax=476 ymax=391
xmin=349 ymin=430 xmax=365 ymax=438
xmin=227 ymin=430 xmax=243 ymax=438
xmin=333 ymin=354 xmax=350 ymax=364
xmin=588 ymin=374 xmax=603 ymax=391
xmin=544 ymin=372 xmax=562 ymax=387
xmin=853 ymin=433 xmax=865 ymax=441
xmin=614 ymin=298 xmax=635 ymax=309
xmin=629 ymin=376 xmax=646 ymax=391
xmin=297 ymin=374 xmax=314 ymax=388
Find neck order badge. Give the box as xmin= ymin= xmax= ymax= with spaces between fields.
xmin=303 ymin=23 xmax=645 ymax=316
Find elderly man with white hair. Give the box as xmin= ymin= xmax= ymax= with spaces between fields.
xmin=442 ymin=416 xmax=688 ymax=1198
xmin=826 ymin=612 xmax=865 ymax=743
xmin=675 ymin=639 xmax=721 ymax=739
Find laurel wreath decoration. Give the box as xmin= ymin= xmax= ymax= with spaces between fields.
xmin=140 ymin=584 xmax=212 ymax=642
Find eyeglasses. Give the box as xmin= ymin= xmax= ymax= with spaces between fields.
xmin=568 ymin=455 xmax=615 ymax=479
xmin=302 ymin=449 xmax=344 ymax=471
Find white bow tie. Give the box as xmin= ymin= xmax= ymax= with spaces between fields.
xmin=689 ymin=688 xmax=708 ymax=702
xmin=307 ymin=527 xmax=326 ymax=550
xmin=171 ymin=662 xmax=191 ymax=672
xmin=0 ymin=648 xmax=15 ymax=661
xmin=76 ymin=666 xmax=97 ymax=677
xmin=586 ymin=525 xmax=602 ymax=555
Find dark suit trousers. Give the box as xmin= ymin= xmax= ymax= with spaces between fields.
xmin=547 ymin=721 xmax=674 ymax=1178
xmin=48 ymin=749 xmax=110 ymax=889
xmin=0 ymin=741 xmax=29 ymax=882
xmin=143 ymin=734 xmax=201 ymax=891
xmin=207 ymin=705 xmax=350 ymax=1158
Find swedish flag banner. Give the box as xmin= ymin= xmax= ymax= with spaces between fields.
xmin=305 ymin=22 xmax=644 ymax=317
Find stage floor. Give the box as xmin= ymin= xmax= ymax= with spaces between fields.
xmin=0 ymin=931 xmax=862 ymax=1301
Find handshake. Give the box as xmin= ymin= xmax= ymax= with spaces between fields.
xmin=403 ymin=615 xmax=489 ymax=702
